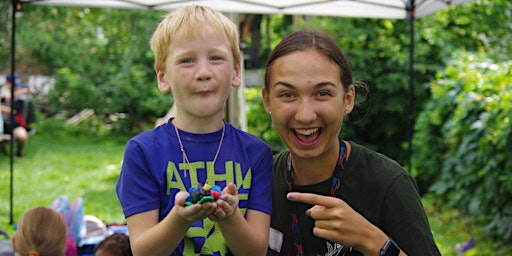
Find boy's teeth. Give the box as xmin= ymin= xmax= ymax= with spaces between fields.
xmin=295 ymin=128 xmax=318 ymax=136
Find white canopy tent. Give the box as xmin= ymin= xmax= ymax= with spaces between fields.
xmin=21 ymin=0 xmax=471 ymax=19
xmin=6 ymin=0 xmax=474 ymax=223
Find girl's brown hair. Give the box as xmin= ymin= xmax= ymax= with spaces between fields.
xmin=264 ymin=29 xmax=353 ymax=92
xmin=14 ymin=207 xmax=67 ymax=256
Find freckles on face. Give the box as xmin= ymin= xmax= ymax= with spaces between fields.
xmin=165 ymin=27 xmax=236 ymax=87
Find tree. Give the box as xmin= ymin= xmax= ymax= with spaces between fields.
xmin=12 ymin=6 xmax=168 ymax=133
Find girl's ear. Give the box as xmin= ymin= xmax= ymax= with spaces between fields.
xmin=157 ymin=70 xmax=171 ymax=93
xmin=344 ymin=84 xmax=355 ymax=113
xmin=261 ymin=87 xmax=271 ymax=114
xmin=11 ymin=235 xmax=16 ymax=252
xmin=231 ymin=64 xmax=241 ymax=88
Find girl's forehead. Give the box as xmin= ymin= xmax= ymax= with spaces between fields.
xmin=269 ymin=51 xmax=342 ymax=88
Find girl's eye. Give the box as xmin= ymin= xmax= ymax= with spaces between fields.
xmin=318 ymin=91 xmax=331 ymax=97
xmin=279 ymin=92 xmax=294 ymax=99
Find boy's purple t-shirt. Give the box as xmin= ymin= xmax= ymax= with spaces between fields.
xmin=116 ymin=120 xmax=272 ymax=255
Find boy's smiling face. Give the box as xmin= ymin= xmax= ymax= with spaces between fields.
xmin=158 ymin=27 xmax=240 ymax=126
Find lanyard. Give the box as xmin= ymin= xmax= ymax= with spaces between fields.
xmin=286 ymin=139 xmax=352 ymax=256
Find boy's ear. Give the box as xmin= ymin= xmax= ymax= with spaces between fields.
xmin=231 ymin=64 xmax=241 ymax=88
xmin=157 ymin=70 xmax=171 ymax=93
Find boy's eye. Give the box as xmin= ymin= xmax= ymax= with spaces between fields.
xmin=181 ymin=59 xmax=193 ymax=64
xmin=211 ymin=56 xmax=223 ymax=61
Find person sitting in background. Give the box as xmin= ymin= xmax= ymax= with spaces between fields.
xmin=94 ymin=233 xmax=132 ymax=256
xmin=11 ymin=207 xmax=68 ymax=256
xmin=1 ymin=73 xmax=35 ymax=157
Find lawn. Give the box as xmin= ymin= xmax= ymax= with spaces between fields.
xmin=0 ymin=118 xmax=129 ymax=230
xmin=0 ymin=117 xmax=509 ymax=255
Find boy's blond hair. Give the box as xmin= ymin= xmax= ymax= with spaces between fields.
xmin=14 ymin=207 xmax=67 ymax=256
xmin=150 ymin=5 xmax=241 ymax=73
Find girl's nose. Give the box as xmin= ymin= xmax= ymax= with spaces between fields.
xmin=295 ymin=100 xmax=317 ymax=123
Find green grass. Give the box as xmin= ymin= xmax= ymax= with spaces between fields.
xmin=424 ymin=195 xmax=511 ymax=256
xmin=0 ymin=118 xmax=129 ymax=235
xmin=0 ymin=117 xmax=510 ymax=255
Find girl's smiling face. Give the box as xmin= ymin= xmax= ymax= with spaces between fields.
xmin=263 ymin=49 xmax=354 ymax=160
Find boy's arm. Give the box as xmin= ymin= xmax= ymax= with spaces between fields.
xmin=212 ymin=183 xmax=270 ymax=255
xmin=127 ymin=209 xmax=190 ymax=256
xmin=127 ymin=192 xmax=217 ymax=256
xmin=218 ymin=209 xmax=270 ymax=255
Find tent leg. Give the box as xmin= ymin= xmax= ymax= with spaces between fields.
xmin=407 ymin=0 xmax=415 ymax=169
xmin=9 ymin=0 xmax=20 ymax=225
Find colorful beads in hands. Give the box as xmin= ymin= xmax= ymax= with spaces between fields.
xmin=185 ymin=183 xmax=222 ymax=206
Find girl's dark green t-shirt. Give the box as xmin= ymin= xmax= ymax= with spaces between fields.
xmin=268 ymin=141 xmax=441 ymax=256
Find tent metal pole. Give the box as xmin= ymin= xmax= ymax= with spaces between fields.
xmin=9 ymin=0 xmax=19 ymax=225
xmin=407 ymin=0 xmax=415 ymax=169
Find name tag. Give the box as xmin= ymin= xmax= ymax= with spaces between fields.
xmin=268 ymin=227 xmax=283 ymax=252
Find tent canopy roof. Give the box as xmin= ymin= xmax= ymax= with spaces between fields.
xmin=21 ymin=0 xmax=472 ymax=19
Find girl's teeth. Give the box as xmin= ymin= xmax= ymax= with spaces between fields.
xmin=295 ymin=128 xmax=318 ymax=136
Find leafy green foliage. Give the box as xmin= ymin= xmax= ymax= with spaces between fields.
xmin=419 ymin=0 xmax=512 ymax=62
xmin=413 ymin=52 xmax=512 ymax=242
xmin=245 ymin=87 xmax=284 ymax=154
xmin=0 ymin=2 xmax=12 ymax=70
xmin=424 ymin=195 xmax=512 ymax=255
xmin=12 ymin=6 xmax=170 ymax=133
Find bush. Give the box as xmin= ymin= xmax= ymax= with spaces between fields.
xmin=412 ymin=52 xmax=512 ymax=242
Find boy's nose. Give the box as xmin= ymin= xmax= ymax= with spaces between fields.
xmin=195 ymin=60 xmax=212 ymax=81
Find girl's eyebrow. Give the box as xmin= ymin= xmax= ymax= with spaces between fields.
xmin=273 ymin=80 xmax=337 ymax=88
xmin=273 ymin=81 xmax=294 ymax=88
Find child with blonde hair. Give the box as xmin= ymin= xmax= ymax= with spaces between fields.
xmin=116 ymin=4 xmax=272 ymax=256
xmin=12 ymin=207 xmax=68 ymax=256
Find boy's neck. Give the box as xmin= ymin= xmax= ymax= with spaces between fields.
xmin=172 ymin=116 xmax=225 ymax=134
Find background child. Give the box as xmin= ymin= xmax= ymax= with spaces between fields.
xmin=12 ymin=207 xmax=67 ymax=256
xmin=116 ymin=5 xmax=273 ymax=256
xmin=94 ymin=233 xmax=132 ymax=256
xmin=1 ymin=73 xmax=35 ymax=157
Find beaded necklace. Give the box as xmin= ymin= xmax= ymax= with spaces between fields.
xmin=174 ymin=121 xmax=225 ymax=179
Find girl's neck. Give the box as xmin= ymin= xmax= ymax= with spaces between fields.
xmin=290 ymin=140 xmax=344 ymax=186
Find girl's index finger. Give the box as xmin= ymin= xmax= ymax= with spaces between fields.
xmin=286 ymin=192 xmax=340 ymax=208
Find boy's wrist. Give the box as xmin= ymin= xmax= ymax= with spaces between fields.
xmin=215 ymin=207 xmax=241 ymax=223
